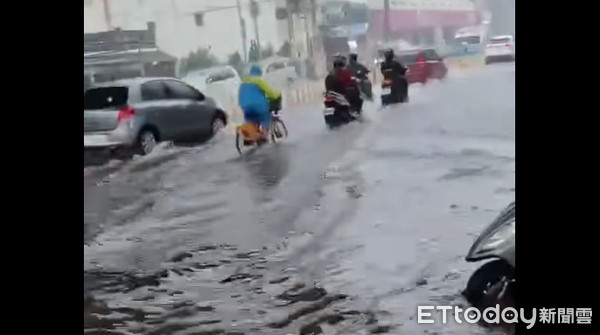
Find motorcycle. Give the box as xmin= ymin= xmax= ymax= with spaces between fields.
xmin=462 ymin=201 xmax=515 ymax=309
xmin=323 ymin=91 xmax=361 ymax=128
xmin=381 ymin=69 xmax=409 ymax=106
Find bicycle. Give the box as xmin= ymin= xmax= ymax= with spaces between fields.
xmin=235 ymin=109 xmax=288 ymax=155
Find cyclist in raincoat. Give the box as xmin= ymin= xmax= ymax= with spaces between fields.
xmin=238 ymin=65 xmax=282 ymax=141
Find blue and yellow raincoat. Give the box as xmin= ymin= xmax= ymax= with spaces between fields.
xmin=238 ymin=65 xmax=281 ymax=128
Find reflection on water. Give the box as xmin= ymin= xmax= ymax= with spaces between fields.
xmin=241 ymin=144 xmax=291 ymax=193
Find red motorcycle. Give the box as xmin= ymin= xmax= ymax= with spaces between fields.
xmin=323 ymin=91 xmax=359 ymax=129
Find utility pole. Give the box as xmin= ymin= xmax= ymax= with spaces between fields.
xmin=249 ymin=0 xmax=262 ymax=60
xmin=286 ymin=0 xmax=295 ymax=47
xmin=250 ymin=0 xmax=261 ymax=52
xmin=299 ymin=14 xmax=310 ymax=60
xmin=383 ymin=0 xmax=390 ymax=42
xmin=236 ymin=0 xmax=248 ymax=62
xmin=301 ymin=0 xmax=311 ymax=59
xmin=102 ymin=0 xmax=113 ymax=30
xmin=310 ymin=0 xmax=317 ymax=31
xmin=285 ymin=0 xmax=299 ymax=60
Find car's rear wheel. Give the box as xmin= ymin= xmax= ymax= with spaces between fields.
xmin=211 ymin=116 xmax=226 ymax=136
xmin=137 ymin=129 xmax=158 ymax=155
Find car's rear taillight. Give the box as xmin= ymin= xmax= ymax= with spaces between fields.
xmin=117 ymin=106 xmax=135 ymax=122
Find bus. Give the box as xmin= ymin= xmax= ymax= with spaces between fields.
xmin=452 ymin=26 xmax=488 ymax=55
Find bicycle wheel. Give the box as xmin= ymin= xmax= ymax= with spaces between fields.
xmin=236 ymin=129 xmax=254 ymax=155
xmin=270 ymin=118 xmax=288 ymax=142
xmin=235 ymin=131 xmax=244 ymax=155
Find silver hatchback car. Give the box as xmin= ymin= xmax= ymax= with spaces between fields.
xmin=84 ymin=77 xmax=228 ymax=156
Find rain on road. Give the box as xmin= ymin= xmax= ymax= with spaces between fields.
xmin=84 ymin=63 xmax=515 ymax=335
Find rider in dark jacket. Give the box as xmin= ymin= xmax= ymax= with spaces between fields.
xmin=379 ymin=49 xmax=407 ymax=77
xmin=348 ymin=53 xmax=369 ymax=78
xmin=348 ymin=53 xmax=373 ymax=100
xmin=379 ymin=49 xmax=408 ymax=101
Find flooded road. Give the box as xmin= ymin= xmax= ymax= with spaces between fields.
xmin=84 ymin=63 xmax=515 ymax=334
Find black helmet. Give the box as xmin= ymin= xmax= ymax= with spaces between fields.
xmin=384 ymin=48 xmax=394 ymax=61
xmin=349 ymin=53 xmax=358 ymax=62
xmin=332 ymin=54 xmax=347 ymax=68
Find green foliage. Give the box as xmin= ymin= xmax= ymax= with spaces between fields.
xmin=277 ymin=41 xmax=292 ymax=58
xmin=228 ymin=51 xmax=245 ymax=75
xmin=181 ymin=47 xmax=218 ymax=74
xmin=261 ymin=44 xmax=274 ymax=59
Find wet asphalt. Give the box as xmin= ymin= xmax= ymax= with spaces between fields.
xmin=84 ymin=63 xmax=515 ymax=335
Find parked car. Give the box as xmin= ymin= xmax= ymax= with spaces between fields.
xmin=484 ymin=35 xmax=515 ymax=64
xmin=260 ymin=57 xmax=298 ymax=88
xmin=182 ymin=65 xmax=242 ymax=114
xmin=394 ymin=48 xmax=448 ymax=84
xmin=84 ymin=77 xmax=228 ymax=156
xmin=181 ymin=65 xmax=241 ymax=96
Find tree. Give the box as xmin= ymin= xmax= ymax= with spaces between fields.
xmin=277 ymin=41 xmax=292 ymax=58
xmin=181 ymin=47 xmax=217 ymax=74
xmin=261 ymin=44 xmax=274 ymax=59
xmin=228 ymin=51 xmax=244 ymax=75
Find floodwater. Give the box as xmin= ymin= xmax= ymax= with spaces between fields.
xmin=84 ymin=63 xmax=515 ymax=334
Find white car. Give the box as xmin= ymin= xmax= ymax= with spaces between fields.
xmin=182 ymin=65 xmax=241 ymax=92
xmin=485 ymin=35 xmax=515 ymax=64
xmin=260 ymin=57 xmax=298 ymax=88
xmin=182 ymin=65 xmax=242 ymax=112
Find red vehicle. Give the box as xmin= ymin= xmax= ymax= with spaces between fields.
xmin=379 ymin=48 xmax=448 ymax=84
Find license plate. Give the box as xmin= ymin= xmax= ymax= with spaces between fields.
xmin=381 ymin=88 xmax=391 ymax=95
xmin=324 ymin=107 xmax=335 ymax=116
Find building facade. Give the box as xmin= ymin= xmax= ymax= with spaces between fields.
xmin=367 ymin=0 xmax=480 ymax=45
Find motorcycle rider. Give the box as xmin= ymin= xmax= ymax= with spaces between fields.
xmin=348 ymin=53 xmax=372 ymax=100
xmin=238 ymin=64 xmax=282 ymax=142
xmin=379 ymin=48 xmax=408 ymax=101
xmin=324 ymin=54 xmax=363 ymax=113
xmin=348 ymin=53 xmax=369 ymax=78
